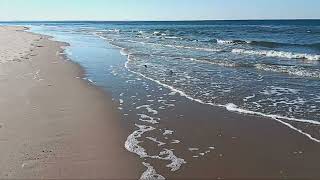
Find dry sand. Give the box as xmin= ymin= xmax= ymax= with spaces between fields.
xmin=0 ymin=26 xmax=141 ymax=179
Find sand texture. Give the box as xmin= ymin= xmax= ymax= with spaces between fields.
xmin=0 ymin=26 xmax=141 ymax=179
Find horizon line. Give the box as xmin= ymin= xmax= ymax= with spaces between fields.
xmin=0 ymin=18 xmax=320 ymax=22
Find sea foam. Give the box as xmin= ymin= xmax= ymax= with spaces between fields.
xmin=125 ymin=124 xmax=155 ymax=158
xmin=255 ymin=64 xmax=320 ymax=78
xmin=232 ymin=48 xmax=320 ymax=61
xmin=141 ymin=162 xmax=165 ymax=180
xmin=123 ymin=50 xmax=320 ymax=143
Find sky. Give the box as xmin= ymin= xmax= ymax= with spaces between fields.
xmin=0 ymin=0 xmax=319 ymax=21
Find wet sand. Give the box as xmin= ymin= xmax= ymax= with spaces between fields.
xmin=0 ymin=26 xmax=141 ymax=179
xmin=136 ymin=92 xmax=320 ymax=179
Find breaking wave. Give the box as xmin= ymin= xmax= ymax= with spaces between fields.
xmin=216 ymin=39 xmax=320 ymax=49
xmin=232 ymin=48 xmax=320 ymax=60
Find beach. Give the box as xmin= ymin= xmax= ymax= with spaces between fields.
xmin=0 ymin=26 xmax=141 ymax=179
xmin=0 ymin=22 xmax=320 ymax=180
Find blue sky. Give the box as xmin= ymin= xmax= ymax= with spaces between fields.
xmin=0 ymin=0 xmax=319 ymax=21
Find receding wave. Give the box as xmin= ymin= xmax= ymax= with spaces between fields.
xmin=232 ymin=48 xmax=320 ymax=60
xmin=119 ymin=50 xmax=320 ymax=143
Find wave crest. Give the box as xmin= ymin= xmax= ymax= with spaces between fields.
xmin=232 ymin=48 xmax=320 ymax=61
xmin=217 ymin=39 xmax=248 ymax=45
xmin=216 ymin=39 xmax=320 ymax=50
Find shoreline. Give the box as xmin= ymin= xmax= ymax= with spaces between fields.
xmin=122 ymin=47 xmax=320 ymax=143
xmin=1 ymin=25 xmax=320 ymax=179
xmin=0 ymin=26 xmax=141 ymax=179
xmin=99 ymin=34 xmax=320 ymax=179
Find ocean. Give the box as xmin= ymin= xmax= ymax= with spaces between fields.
xmin=3 ymin=20 xmax=320 ymax=178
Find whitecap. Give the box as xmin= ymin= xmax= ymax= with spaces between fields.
xmin=232 ymin=48 xmax=320 ymax=61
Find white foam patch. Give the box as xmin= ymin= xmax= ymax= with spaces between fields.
xmin=153 ymin=31 xmax=161 ymax=36
xmin=126 ymin=126 xmax=186 ymax=172
xmin=164 ymin=44 xmax=221 ymax=52
xmin=136 ymin=105 xmax=159 ymax=115
xmin=217 ymin=39 xmax=234 ymax=45
xmin=83 ymin=77 xmax=94 ymax=83
xmin=159 ymin=100 xmax=176 ymax=108
xmin=261 ymin=86 xmax=300 ymax=96
xmin=232 ymin=48 xmax=320 ymax=61
xmin=107 ymin=29 xmax=120 ymax=33
xmin=191 ymin=146 xmax=215 ymax=158
xmin=164 ymin=36 xmax=182 ymax=40
xmin=141 ymin=162 xmax=165 ymax=180
xmin=255 ymin=64 xmax=320 ymax=78
xmin=188 ymin=148 xmax=200 ymax=151
xmin=125 ymin=124 xmax=155 ymax=158
xmin=137 ymin=30 xmax=144 ymax=35
xmin=138 ymin=114 xmax=160 ymax=124
xmin=149 ymin=149 xmax=186 ymax=172
xmin=171 ymin=140 xmax=181 ymax=144
xmin=243 ymin=94 xmax=256 ymax=102
xmin=163 ymin=130 xmax=174 ymax=136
